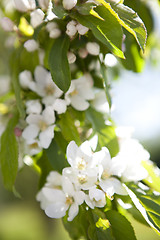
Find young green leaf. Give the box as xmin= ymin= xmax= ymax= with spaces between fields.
xmin=49 ymin=36 xmax=71 ymax=92
xmin=0 ymin=110 xmax=19 ymax=191
xmin=96 ymin=0 xmax=147 ymax=51
xmin=105 ymin=210 xmax=137 ymax=240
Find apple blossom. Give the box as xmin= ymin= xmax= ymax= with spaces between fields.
xmin=19 ymin=70 xmax=33 ymax=89
xmin=67 ymin=51 xmax=76 ymax=64
xmin=65 ymin=74 xmax=95 ymax=111
xmin=22 ymin=106 xmax=55 ymax=149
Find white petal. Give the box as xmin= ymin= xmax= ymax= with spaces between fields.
xmin=70 ymin=95 xmax=89 ymax=111
xmin=68 ymin=203 xmax=79 ymax=221
xmin=74 ymin=191 xmax=85 ymax=205
xmin=39 ymin=125 xmax=55 ymax=148
xmin=85 ymin=195 xmax=94 ymax=209
xmin=26 ymin=114 xmax=42 ymax=125
xmin=24 ymin=39 xmax=38 ymax=52
xmin=52 ymin=99 xmax=67 ymax=114
xmin=66 ymin=141 xmax=79 ymax=166
xmin=22 ymin=124 xmax=39 ymax=141
xmin=42 ymin=188 xmax=65 ymax=202
xmin=79 ymin=141 xmax=92 ymax=157
xmin=46 ymin=171 xmax=62 ymax=186
xmin=62 ymin=176 xmax=75 ymax=196
xmin=42 ymin=107 xmax=55 ymax=125
xmin=45 ymin=202 xmax=68 ymax=218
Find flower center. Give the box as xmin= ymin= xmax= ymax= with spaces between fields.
xmin=45 ymin=84 xmax=55 ymax=95
xmin=77 ymin=158 xmax=86 ymax=170
xmin=29 ymin=142 xmax=38 ymax=149
xmin=39 ymin=121 xmax=47 ymax=131
xmin=101 ymin=170 xmax=110 ymax=180
xmin=65 ymin=196 xmax=73 ymax=205
xmin=70 ymin=89 xmax=78 ymax=96
xmin=78 ymin=174 xmax=87 ymax=184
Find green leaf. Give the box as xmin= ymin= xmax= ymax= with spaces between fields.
xmin=86 ymin=107 xmax=119 ymax=157
xmin=100 ymin=63 xmax=112 ymax=109
xmin=45 ymin=132 xmax=69 ymax=173
xmin=71 ymin=10 xmax=125 ymax=59
xmin=49 ymin=36 xmax=71 ymax=92
xmin=10 ymin=49 xmax=25 ymax=119
xmin=121 ymin=32 xmax=145 ymax=73
xmin=37 ymin=151 xmax=53 ymax=189
xmin=142 ymin=160 xmax=160 ymax=193
xmin=0 ymin=110 xmax=19 ymax=191
xmin=105 ymin=210 xmax=137 ymax=240
xmin=96 ymin=0 xmax=147 ymax=51
xmin=125 ymin=182 xmax=160 ymax=235
xmin=58 ymin=110 xmax=81 ymax=146
xmin=63 ymin=206 xmax=89 ymax=240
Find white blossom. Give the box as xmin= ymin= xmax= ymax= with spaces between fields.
xmin=22 ymin=106 xmax=55 ymax=149
xmin=65 ymin=74 xmax=95 ymax=111
xmin=29 ymin=66 xmax=63 ymax=106
xmin=0 ymin=17 xmax=15 ymax=32
xmin=63 ymin=0 xmax=77 ymax=10
xmin=95 ymin=147 xmax=127 ymax=198
xmin=37 ymin=175 xmax=85 ymax=221
xmin=86 ymin=42 xmax=100 ymax=56
xmin=24 ymin=39 xmax=39 ymax=52
xmin=63 ymin=141 xmax=98 ymax=190
xmin=85 ymin=186 xmax=106 ymax=209
xmin=114 ymin=137 xmax=149 ymax=182
xmin=78 ymin=48 xmax=88 ymax=59
xmin=14 ymin=0 xmax=36 ymax=12
xmin=30 ymin=9 xmax=45 ymax=28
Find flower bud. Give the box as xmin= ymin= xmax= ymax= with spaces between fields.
xmin=30 ymin=9 xmax=45 ymax=28
xmin=14 ymin=127 xmax=22 ymax=137
xmin=86 ymin=42 xmax=100 ymax=56
xmin=0 ymin=17 xmax=15 ymax=32
xmin=49 ymin=29 xmax=61 ymax=38
xmin=76 ymin=23 xmax=89 ymax=35
xmin=67 ymin=52 xmax=76 ymax=64
xmin=38 ymin=0 xmax=49 ymax=9
xmin=66 ymin=20 xmax=77 ymax=37
xmin=24 ymin=39 xmax=39 ymax=52
xmin=14 ymin=0 xmax=36 ymax=12
xmin=78 ymin=48 xmax=88 ymax=59
xmin=63 ymin=0 xmax=77 ymax=10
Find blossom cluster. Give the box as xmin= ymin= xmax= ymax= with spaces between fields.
xmin=18 ymin=65 xmax=95 ymax=154
xmin=37 ymin=136 xmax=149 ymax=221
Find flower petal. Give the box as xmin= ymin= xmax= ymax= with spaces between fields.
xmin=39 ymin=125 xmax=55 ymax=148
xmin=70 ymin=95 xmax=89 ymax=111
xmin=66 ymin=141 xmax=79 ymax=166
xmin=22 ymin=124 xmax=39 ymax=141
xmin=67 ymin=202 xmax=79 ymax=221
xmin=45 ymin=202 xmax=68 ymax=219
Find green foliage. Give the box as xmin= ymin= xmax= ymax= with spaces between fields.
xmin=125 ymin=182 xmax=160 ymax=235
xmin=86 ymin=107 xmax=119 ymax=157
xmin=49 ymin=36 xmax=71 ymax=92
xmin=0 ymin=110 xmax=19 ymax=191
